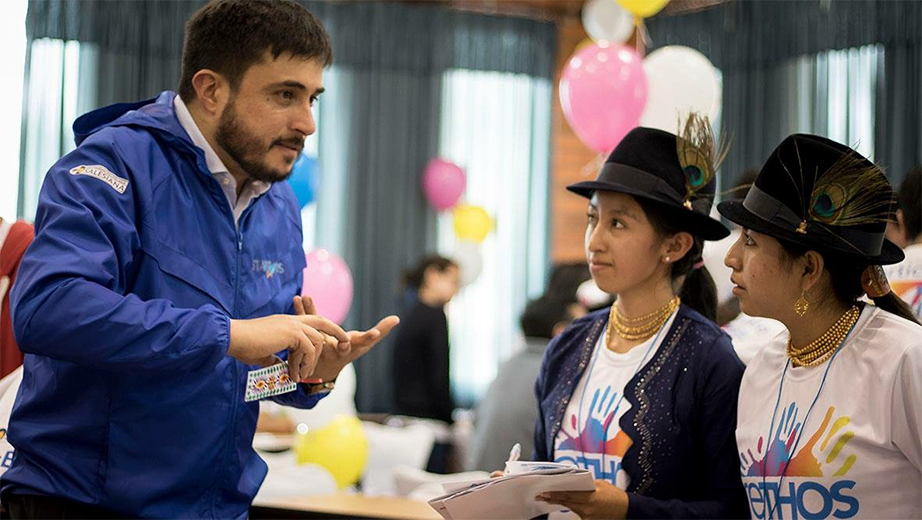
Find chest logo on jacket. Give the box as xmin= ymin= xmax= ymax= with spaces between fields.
xmin=740 ymin=404 xmax=859 ymax=520
xmin=252 ymin=260 xmax=285 ymax=279
xmin=68 ymin=165 xmax=129 ymax=194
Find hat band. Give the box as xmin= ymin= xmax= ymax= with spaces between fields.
xmin=597 ymin=163 xmax=684 ymax=205
xmin=742 ymin=185 xmax=802 ymax=229
xmin=743 ymin=184 xmax=885 ymax=256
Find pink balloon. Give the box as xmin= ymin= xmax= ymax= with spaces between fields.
xmin=302 ymin=249 xmax=354 ymax=324
xmin=422 ymin=158 xmax=466 ymax=211
xmin=559 ymin=42 xmax=648 ymax=153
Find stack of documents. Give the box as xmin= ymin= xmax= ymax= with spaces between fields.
xmin=427 ymin=462 xmax=594 ymax=520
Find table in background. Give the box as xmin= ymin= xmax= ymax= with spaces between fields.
xmin=250 ymin=494 xmax=441 ymax=520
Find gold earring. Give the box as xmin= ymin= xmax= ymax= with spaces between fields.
xmin=794 ymin=291 xmax=809 ymax=317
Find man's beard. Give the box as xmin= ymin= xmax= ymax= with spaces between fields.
xmin=215 ymin=99 xmax=303 ymax=183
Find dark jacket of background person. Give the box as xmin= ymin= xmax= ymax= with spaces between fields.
xmin=392 ymin=298 xmax=454 ymax=423
xmin=534 ymin=305 xmax=749 ymax=519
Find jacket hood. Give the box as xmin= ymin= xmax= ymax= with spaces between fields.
xmin=73 ymin=91 xmax=191 ymax=149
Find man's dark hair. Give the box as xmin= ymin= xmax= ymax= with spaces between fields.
xmin=898 ymin=166 xmax=921 ymax=242
xmin=520 ymin=297 xmax=573 ymax=340
xmin=178 ymin=0 xmax=333 ymax=101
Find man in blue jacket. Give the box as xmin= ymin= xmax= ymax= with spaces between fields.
xmin=2 ymin=1 xmax=398 ymax=518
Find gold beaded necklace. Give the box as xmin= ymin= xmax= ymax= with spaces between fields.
xmin=786 ymin=305 xmax=860 ymax=367
xmin=606 ymin=296 xmax=680 ymax=342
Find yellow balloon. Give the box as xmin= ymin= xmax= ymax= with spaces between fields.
xmin=575 ymin=37 xmax=595 ymax=53
xmin=295 ymin=415 xmax=368 ymax=489
xmin=616 ymin=0 xmax=670 ymax=18
xmin=453 ymin=205 xmax=493 ymax=243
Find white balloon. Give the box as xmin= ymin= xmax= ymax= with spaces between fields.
xmin=640 ymin=46 xmax=722 ymax=132
xmin=454 ymin=240 xmax=483 ymax=287
xmin=582 ymin=0 xmax=635 ymax=44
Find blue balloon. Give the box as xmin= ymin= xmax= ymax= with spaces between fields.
xmin=288 ymin=154 xmax=319 ymax=208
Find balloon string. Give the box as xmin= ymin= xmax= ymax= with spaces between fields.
xmin=634 ymin=17 xmax=643 ymax=54
xmin=636 ymin=20 xmax=652 ymax=54
xmin=581 ymin=153 xmax=607 ymax=177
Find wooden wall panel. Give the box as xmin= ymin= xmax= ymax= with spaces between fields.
xmin=550 ymin=18 xmax=599 ymax=263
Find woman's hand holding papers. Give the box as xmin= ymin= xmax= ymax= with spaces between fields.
xmin=536 ymin=479 xmax=629 ymax=519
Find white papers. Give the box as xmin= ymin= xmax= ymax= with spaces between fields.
xmin=428 ymin=463 xmax=594 ymax=520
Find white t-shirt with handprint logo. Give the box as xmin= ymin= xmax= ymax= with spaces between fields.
xmin=553 ymin=312 xmax=677 ymax=489
xmin=736 ymin=305 xmax=922 ymax=520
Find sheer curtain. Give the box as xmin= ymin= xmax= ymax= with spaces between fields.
xmin=311 ymin=64 xmax=443 ymax=413
xmin=815 ymin=45 xmax=883 ymax=161
xmin=716 ymin=45 xmax=882 ymax=188
xmin=0 ymin=0 xmax=27 ymax=221
xmin=437 ymin=69 xmax=552 ymax=405
xmin=19 ymin=38 xmax=97 ymax=221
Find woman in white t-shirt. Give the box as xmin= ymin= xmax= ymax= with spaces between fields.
xmin=718 ymin=134 xmax=922 ymax=520
xmin=534 ymin=116 xmax=749 ymax=519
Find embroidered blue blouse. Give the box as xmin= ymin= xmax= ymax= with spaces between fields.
xmin=533 ymin=304 xmax=750 ymax=519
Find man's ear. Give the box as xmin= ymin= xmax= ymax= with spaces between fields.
xmin=190 ymin=69 xmax=230 ymax=116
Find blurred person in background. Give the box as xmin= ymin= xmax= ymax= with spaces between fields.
xmin=545 ymin=262 xmax=592 ymax=304
xmin=391 ymin=255 xmax=460 ymax=474
xmin=885 ymin=165 xmax=922 ymax=320
xmin=392 ymin=255 xmax=461 ymax=424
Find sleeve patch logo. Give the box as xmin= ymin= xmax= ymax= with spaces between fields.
xmin=69 ymin=165 xmax=129 ymax=194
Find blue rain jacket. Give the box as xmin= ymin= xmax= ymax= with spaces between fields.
xmin=4 ymin=91 xmax=322 ymax=518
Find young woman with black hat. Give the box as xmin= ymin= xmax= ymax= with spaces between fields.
xmin=533 ymin=116 xmax=749 ymax=519
xmin=719 ymin=134 xmax=922 ymax=520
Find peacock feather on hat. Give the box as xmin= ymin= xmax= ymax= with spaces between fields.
xmin=676 ymin=114 xmax=728 ymax=209
xmin=777 ymin=140 xmax=896 ymax=237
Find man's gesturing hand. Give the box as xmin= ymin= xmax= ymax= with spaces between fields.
xmin=295 ymin=295 xmax=400 ymax=382
xmin=227 ymin=313 xmax=350 ymax=382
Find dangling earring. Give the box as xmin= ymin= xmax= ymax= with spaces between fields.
xmin=794 ymin=291 xmax=809 ymax=317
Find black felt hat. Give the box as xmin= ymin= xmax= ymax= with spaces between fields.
xmin=567 ymin=119 xmax=730 ymax=241
xmin=718 ymin=134 xmax=903 ymax=265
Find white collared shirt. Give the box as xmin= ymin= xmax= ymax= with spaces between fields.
xmin=173 ymin=95 xmax=271 ymax=225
